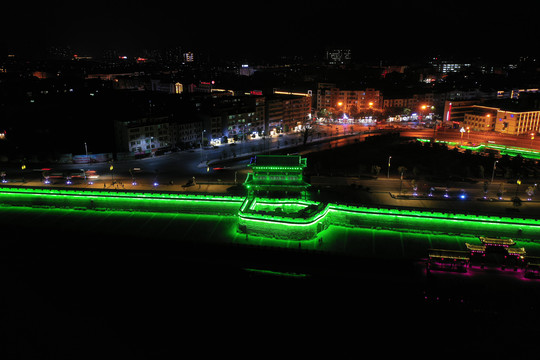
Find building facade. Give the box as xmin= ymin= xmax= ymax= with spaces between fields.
xmin=459 ymin=103 xmax=540 ymax=135
xmin=116 ymin=116 xmax=176 ymax=154
xmin=494 ymin=109 xmax=540 ymax=135
xmin=115 ymin=93 xmax=312 ymax=154
xmin=462 ymin=106 xmax=498 ymax=131
xmin=317 ymin=83 xmax=381 ymax=115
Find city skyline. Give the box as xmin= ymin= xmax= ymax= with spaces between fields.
xmin=2 ymin=1 xmax=539 ymax=60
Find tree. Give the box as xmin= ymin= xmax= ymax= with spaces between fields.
xmin=412 ymin=166 xmax=420 ymax=178
xmin=317 ymin=108 xmax=329 ymax=118
xmin=299 ymin=116 xmax=314 ymax=146
xmin=411 ymin=179 xmax=418 ymax=195
xmin=526 ymin=186 xmax=535 ymax=200
xmin=478 ymin=164 xmax=485 ymax=179
xmin=497 ymin=183 xmax=505 ymax=199
xmin=372 ymin=165 xmax=381 ymax=177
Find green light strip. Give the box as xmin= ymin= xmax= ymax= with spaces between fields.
xmin=250 ymin=166 xmax=304 ymax=170
xmin=240 ymin=201 xmax=540 ymax=228
xmin=243 ymin=268 xmax=309 ymax=278
xmin=0 ymin=186 xmax=244 ymax=203
xmin=0 ymin=186 xmax=245 ymax=216
xmin=417 ymin=138 xmax=540 ymax=160
xmin=4 ymin=186 xmax=540 ymax=242
xmin=238 ymin=198 xmax=540 ymax=241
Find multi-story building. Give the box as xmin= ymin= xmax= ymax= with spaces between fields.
xmin=206 ymin=95 xmax=266 ymax=141
xmin=430 ymin=58 xmax=471 ymax=74
xmin=325 ymin=49 xmax=352 ymax=65
xmin=317 ymin=83 xmax=381 ymax=115
xmin=116 ymin=116 xmax=176 ymax=154
xmin=266 ymin=94 xmax=312 ymax=133
xmin=461 ymin=106 xmax=498 ymax=131
xmin=443 ymin=100 xmax=483 ymax=124
xmin=115 ymin=112 xmax=203 ymax=154
xmin=460 ymin=100 xmax=540 ymax=135
xmin=494 ymin=109 xmax=540 ymax=135
xmin=115 ymin=93 xmax=311 ymax=154
xmin=383 ymin=97 xmax=416 ymax=110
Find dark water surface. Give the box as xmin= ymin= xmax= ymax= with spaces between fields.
xmin=2 ymin=209 xmax=540 ymax=358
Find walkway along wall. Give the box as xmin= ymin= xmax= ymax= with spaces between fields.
xmin=0 ymin=187 xmax=244 ymax=215
xmin=1 ymin=187 xmax=540 ymax=242
xmin=239 ymin=201 xmax=540 ymax=242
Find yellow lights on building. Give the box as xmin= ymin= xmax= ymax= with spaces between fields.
xmin=174 ymin=82 xmax=183 ymax=94
xmin=273 ymin=90 xmax=311 ymax=97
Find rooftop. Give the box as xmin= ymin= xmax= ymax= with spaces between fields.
xmin=248 ymin=155 xmax=307 ymax=169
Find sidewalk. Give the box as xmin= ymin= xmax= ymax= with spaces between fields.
xmin=201 ymin=129 xmax=368 ymax=168
xmin=3 ymin=178 xmax=244 ymax=195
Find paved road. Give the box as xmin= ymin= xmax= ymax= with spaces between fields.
xmin=0 ymin=125 xmax=372 ymax=188
xmin=3 ymin=125 xmax=539 ymax=217
xmin=403 ymin=127 xmax=540 ymax=150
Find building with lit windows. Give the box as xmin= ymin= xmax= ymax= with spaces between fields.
xmin=325 ymin=49 xmax=351 ymax=65
xmin=462 ymin=106 xmax=498 ymax=131
xmin=118 ymin=116 xmax=176 ymax=154
xmin=266 ymin=94 xmax=311 ymax=133
xmin=430 ymin=58 xmax=471 ymax=74
xmin=316 ymin=83 xmax=381 ymax=114
xmin=460 ymin=103 xmax=540 ymax=135
xmin=183 ymin=52 xmax=194 ymax=62
xmin=494 ymin=109 xmax=540 ymax=135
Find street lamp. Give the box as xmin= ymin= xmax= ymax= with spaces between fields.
xmin=515 ymin=178 xmax=522 ymax=199
xmin=200 ymin=129 xmax=206 ymax=163
xmin=109 ymin=162 xmax=114 ymax=184
xmin=491 ymin=160 xmax=498 ymax=183
xmin=387 ymin=156 xmax=392 ymax=179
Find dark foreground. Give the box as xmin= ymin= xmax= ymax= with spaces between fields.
xmin=2 ymin=223 xmax=540 ymax=359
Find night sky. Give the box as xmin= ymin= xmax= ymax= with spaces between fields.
xmin=2 ymin=0 xmax=539 ymax=60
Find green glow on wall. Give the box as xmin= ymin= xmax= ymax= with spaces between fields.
xmin=2 ymin=185 xmax=540 ymax=247
xmin=238 ymin=198 xmax=540 ymax=241
xmin=0 ymin=186 xmax=244 ymax=215
xmin=3 ymin=186 xmax=540 ymax=260
xmin=417 ymin=138 xmax=540 ymax=160
xmin=243 ymin=268 xmax=309 ymax=278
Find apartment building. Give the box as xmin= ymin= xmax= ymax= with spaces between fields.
xmin=316 ymin=83 xmax=381 ymax=114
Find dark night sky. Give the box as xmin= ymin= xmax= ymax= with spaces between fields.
xmin=2 ymin=0 xmax=539 ymax=60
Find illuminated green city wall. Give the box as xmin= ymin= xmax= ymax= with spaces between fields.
xmin=3 ymin=186 xmax=540 ymax=243
xmin=417 ymin=138 xmax=540 ymax=160
xmin=327 ymin=205 xmax=540 ymax=241
xmin=0 ymin=187 xmax=244 ymax=215
xmin=239 ymin=201 xmax=540 ymax=241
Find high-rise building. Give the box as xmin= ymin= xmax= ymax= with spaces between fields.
xmin=325 ymin=49 xmax=351 ymax=65
xmin=183 ymin=52 xmax=194 ymax=63
xmin=430 ymin=58 xmax=471 ymax=74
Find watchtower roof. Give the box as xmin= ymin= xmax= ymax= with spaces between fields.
xmin=248 ymin=155 xmax=307 ymax=169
